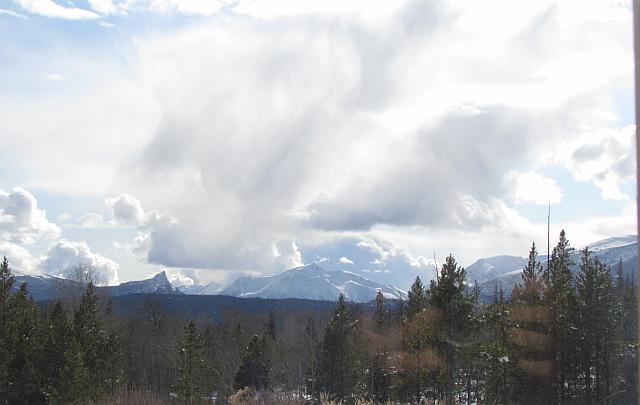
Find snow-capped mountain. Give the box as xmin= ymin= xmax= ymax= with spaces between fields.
xmin=103 ymin=271 xmax=181 ymax=296
xmin=11 ymin=270 xmax=181 ymax=301
xmin=476 ymin=235 xmax=637 ymax=300
xmin=177 ymin=280 xmax=223 ymax=295
xmin=465 ymin=255 xmax=528 ymax=285
xmin=220 ymin=263 xmax=408 ymax=302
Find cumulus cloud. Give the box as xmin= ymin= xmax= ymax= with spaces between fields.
xmin=0 ymin=188 xmax=60 ymax=244
xmin=106 ymin=193 xmax=147 ymax=226
xmin=504 ymin=170 xmax=563 ymax=205
xmin=112 ymin=0 xmax=630 ymax=276
xmin=40 ymin=239 xmax=119 ymax=285
xmin=2 ymin=0 xmax=634 ymax=282
xmin=338 ymin=256 xmax=354 ymax=265
xmin=552 ymin=125 xmax=636 ymax=200
xmin=164 ymin=268 xmax=202 ymax=287
xmin=0 ymin=242 xmax=39 ymax=273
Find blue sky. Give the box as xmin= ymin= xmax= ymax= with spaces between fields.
xmin=0 ymin=0 xmax=636 ymax=289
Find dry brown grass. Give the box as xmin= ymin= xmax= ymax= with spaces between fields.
xmin=228 ymin=388 xmax=304 ymax=405
xmin=94 ymin=390 xmax=171 ymax=404
xmin=518 ymin=358 xmax=553 ymax=378
xmin=510 ymin=305 xmax=550 ymax=325
xmin=509 ymin=328 xmax=551 ymax=352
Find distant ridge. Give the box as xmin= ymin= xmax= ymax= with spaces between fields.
xmin=220 ymin=263 xmax=408 ymax=302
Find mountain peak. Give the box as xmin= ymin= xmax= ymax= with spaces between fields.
xmin=220 ymin=263 xmax=407 ymax=302
xmin=293 ymin=263 xmax=324 ymax=273
xmin=152 ymin=271 xmax=169 ymax=283
xmin=586 ymin=235 xmax=637 ymax=250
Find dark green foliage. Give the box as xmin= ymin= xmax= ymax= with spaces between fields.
xmin=575 ymin=248 xmax=614 ymax=403
xmin=234 ymin=334 xmax=270 ymax=392
xmin=368 ymin=348 xmax=391 ymax=403
xmin=71 ymin=282 xmax=124 ymax=400
xmin=58 ymin=337 xmax=92 ymax=404
xmin=316 ymin=294 xmax=359 ymax=403
xmin=0 ymin=236 xmax=637 ymax=405
xmin=174 ymin=321 xmax=210 ymax=402
xmin=545 ymin=230 xmax=577 ymax=402
xmin=406 ymin=277 xmax=427 ymax=319
xmin=430 ymin=254 xmax=473 ymax=404
xmin=374 ymin=290 xmax=384 ymax=330
xmin=512 ymin=242 xmax=545 ymax=305
xmin=4 ymin=283 xmax=41 ymax=404
xmin=39 ymin=301 xmax=69 ymax=401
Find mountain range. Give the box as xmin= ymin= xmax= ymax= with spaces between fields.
xmin=10 ymin=235 xmax=636 ymax=304
xmin=471 ymin=235 xmax=637 ymax=301
xmin=217 ymin=263 xmax=408 ymax=302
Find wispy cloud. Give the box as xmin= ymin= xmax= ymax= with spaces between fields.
xmin=43 ymin=72 xmax=65 ymax=81
xmin=12 ymin=0 xmax=99 ymax=20
xmin=0 ymin=8 xmax=29 ymax=19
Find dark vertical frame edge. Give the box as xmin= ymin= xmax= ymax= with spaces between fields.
xmin=634 ymin=0 xmax=640 ymax=402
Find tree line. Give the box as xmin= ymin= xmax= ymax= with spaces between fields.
xmin=0 ymin=229 xmax=637 ymax=404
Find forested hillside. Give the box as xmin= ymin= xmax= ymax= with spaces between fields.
xmin=0 ymin=230 xmax=637 ymax=404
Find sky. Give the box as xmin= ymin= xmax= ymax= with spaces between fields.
xmin=0 ymin=0 xmax=636 ymax=289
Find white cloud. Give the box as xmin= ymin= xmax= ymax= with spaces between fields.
xmin=0 ymin=8 xmax=28 ymax=18
xmin=75 ymin=212 xmax=105 ymax=228
xmin=504 ymin=170 xmax=563 ymax=205
xmin=550 ymin=125 xmax=636 ymax=200
xmin=0 ymin=188 xmax=60 ymax=244
xmin=12 ymin=0 xmax=99 ymax=19
xmin=338 ymin=256 xmax=354 ymax=265
xmin=40 ymin=239 xmax=119 ymax=285
xmin=164 ymin=268 xmax=201 ymax=287
xmin=0 ymin=242 xmax=39 ymax=274
xmin=2 ymin=0 xmax=634 ymax=282
xmin=44 ymin=72 xmax=65 ymax=81
xmin=145 ymin=0 xmax=227 ymax=16
xmin=85 ymin=0 xmax=118 ymax=15
xmin=106 ymin=193 xmax=147 ymax=226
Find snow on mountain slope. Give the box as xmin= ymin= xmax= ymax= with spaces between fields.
xmin=178 ymin=280 xmax=223 ymax=295
xmin=220 ymin=263 xmax=407 ymax=302
xmin=104 ymin=271 xmax=181 ymax=296
xmin=587 ymin=235 xmax=637 ymax=251
xmin=12 ymin=270 xmax=181 ymax=301
xmin=477 ymin=236 xmax=638 ymax=301
xmin=196 ymin=281 xmax=223 ymax=295
xmin=465 ymin=255 xmax=527 ymax=285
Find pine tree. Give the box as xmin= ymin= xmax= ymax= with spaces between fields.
xmin=374 ymin=290 xmax=385 ymax=330
xmin=510 ymin=242 xmax=552 ymax=404
xmin=615 ymin=276 xmax=638 ymax=403
xmin=512 ymin=242 xmax=545 ymax=305
xmin=39 ymin=301 xmax=70 ymax=401
xmin=316 ymin=294 xmax=359 ymax=402
xmin=267 ymin=310 xmax=277 ymax=341
xmin=544 ymin=230 xmax=577 ymax=403
xmin=302 ymin=318 xmax=320 ymax=397
xmin=430 ymin=254 xmax=473 ymax=405
xmin=0 ymin=256 xmax=14 ymax=341
xmin=369 ymin=347 xmax=391 ymax=403
xmin=4 ymin=282 xmax=41 ymax=403
xmin=0 ymin=256 xmax=14 ymax=402
xmin=406 ymin=277 xmax=427 ymax=320
xmin=234 ymin=334 xmax=270 ymax=392
xmin=71 ymin=282 xmax=123 ymax=401
xmin=58 ymin=337 xmax=91 ymax=404
xmin=483 ymin=286 xmax=512 ymax=404
xmin=175 ymin=321 xmax=210 ymax=402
